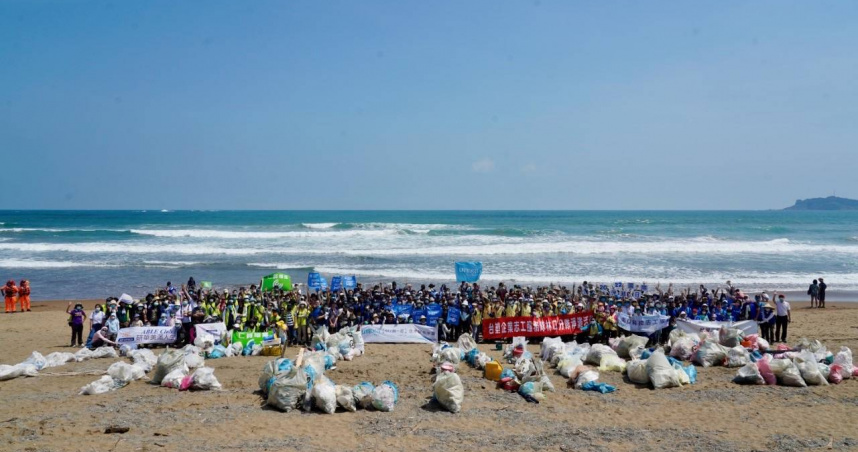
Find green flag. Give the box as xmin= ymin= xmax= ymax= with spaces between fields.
xmin=200 ymin=281 xmax=212 ymax=289
xmin=261 ymin=273 xmax=292 ymax=292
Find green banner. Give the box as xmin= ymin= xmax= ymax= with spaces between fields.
xmin=200 ymin=281 xmax=212 ymax=289
xmin=231 ymin=330 xmax=277 ymax=347
xmin=261 ymin=273 xmax=292 ymax=291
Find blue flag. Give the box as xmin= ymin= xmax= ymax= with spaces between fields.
xmin=455 ymin=262 xmax=482 ymax=282
xmin=446 ymin=307 xmax=461 ymax=326
xmin=425 ymin=303 xmax=443 ymax=326
xmin=331 ymin=276 xmax=343 ymax=292
xmin=393 ymin=304 xmax=413 ymax=318
xmin=343 ymin=275 xmax=357 ymax=290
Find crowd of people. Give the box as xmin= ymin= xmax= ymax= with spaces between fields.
xmin=54 ymin=276 xmax=825 ymax=351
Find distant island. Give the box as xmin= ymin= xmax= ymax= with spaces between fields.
xmin=784 ymin=196 xmax=858 ymax=211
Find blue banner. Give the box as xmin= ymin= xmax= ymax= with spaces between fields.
xmin=331 ymin=276 xmax=343 ymax=292
xmin=308 ymin=272 xmax=322 ymax=289
xmin=320 ymin=277 xmax=328 ymax=290
xmin=455 ymin=262 xmax=483 ymax=282
xmin=393 ymin=303 xmax=413 ymax=318
xmin=411 ymin=307 xmax=427 ymax=321
xmin=343 ymin=275 xmax=357 ymax=290
xmin=425 ymin=303 xmax=443 ymax=327
xmin=446 ymin=307 xmax=461 ymax=326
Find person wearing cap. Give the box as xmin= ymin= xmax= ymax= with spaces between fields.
xmin=774 ymin=292 xmax=791 ymax=343
xmin=3 ymin=280 xmax=18 ymax=313
xmin=757 ymin=302 xmax=776 ymax=343
xmin=66 ymin=301 xmax=87 ymax=347
xmin=469 ymin=302 xmax=483 ymax=342
xmin=85 ymin=304 xmax=105 ymax=348
xmin=90 ymin=326 xmax=116 ymax=349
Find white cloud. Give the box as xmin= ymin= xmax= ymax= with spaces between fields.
xmin=521 ymin=163 xmax=537 ymax=174
xmin=471 ymin=158 xmax=495 ymax=173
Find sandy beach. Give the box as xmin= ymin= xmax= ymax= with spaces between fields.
xmin=1 ymin=300 xmax=857 ymax=452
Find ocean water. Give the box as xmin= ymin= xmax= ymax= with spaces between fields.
xmin=0 ymin=210 xmax=856 ymax=301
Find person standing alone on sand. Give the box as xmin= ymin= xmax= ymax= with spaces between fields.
xmin=773 ymin=293 xmax=791 ymax=343
xmin=818 ymin=277 xmax=827 ymax=308
xmin=66 ymin=302 xmax=87 ymax=347
xmin=4 ymin=280 xmax=18 ymax=313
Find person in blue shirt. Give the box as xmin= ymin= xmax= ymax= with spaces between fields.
xmin=310 ymin=300 xmax=326 ymax=328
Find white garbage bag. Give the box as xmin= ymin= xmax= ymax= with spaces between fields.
xmin=574 ymin=370 xmax=600 ymax=390
xmin=80 ymin=375 xmax=120 ymax=395
xmin=725 ymin=346 xmax=750 ymax=368
xmin=616 ymin=335 xmax=649 ymax=360
xmin=734 ymin=363 xmax=765 ymax=385
xmin=161 ymin=368 xmax=189 ymax=389
xmin=371 ymin=381 xmax=399 ymax=412
xmin=188 ymin=367 xmax=222 ymax=390
xmin=108 ymin=362 xmax=144 ymax=383
xmin=267 ymin=368 xmax=309 ymax=412
xmin=229 ymin=342 xmax=243 ymax=356
xmin=91 ymin=347 xmax=118 ymax=359
xmin=646 ymin=350 xmax=681 ymax=389
xmin=74 ymin=347 xmax=95 ymax=362
xmin=693 ymin=341 xmax=728 ymax=367
xmin=150 ymin=349 xmax=188 ymax=385
xmin=22 ymin=351 xmax=47 ymax=370
xmin=433 ymin=371 xmax=464 ymax=413
xmin=833 ymin=346 xmax=854 ymax=379
xmin=558 ymin=356 xmax=583 ymax=378
xmin=585 ymin=344 xmax=617 ymax=366
xmin=43 ymin=352 xmax=77 ymax=369
xmin=353 ymin=382 xmax=375 ymax=409
xmin=795 ymin=351 xmax=828 ymax=386
xmin=312 ymin=379 xmax=337 ymax=414
xmin=129 ymin=349 xmax=157 ymax=373
xmin=769 ymin=358 xmax=807 ymax=387
xmin=335 ymin=385 xmax=357 ymax=412
xmin=626 ymin=359 xmax=649 ymax=385
xmin=0 ymin=364 xmax=38 ymax=381
xmin=194 ymin=333 xmax=215 ymax=351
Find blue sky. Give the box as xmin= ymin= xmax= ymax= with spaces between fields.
xmin=1 ymin=1 xmax=856 ymax=209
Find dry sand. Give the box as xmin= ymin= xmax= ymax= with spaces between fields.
xmin=1 ymin=300 xmax=857 ymax=452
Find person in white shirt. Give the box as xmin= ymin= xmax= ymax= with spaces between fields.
xmin=85 ymin=305 xmax=106 ymax=348
xmin=773 ymin=292 xmax=791 ymax=343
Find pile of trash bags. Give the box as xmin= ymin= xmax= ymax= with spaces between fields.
xmin=1 ymin=347 xmax=119 ymax=381
xmin=263 ymin=348 xmax=393 ymax=414
xmin=734 ymin=341 xmax=855 ymax=387
xmin=537 ymin=337 xmax=618 ymax=393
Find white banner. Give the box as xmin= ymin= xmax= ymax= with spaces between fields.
xmin=617 ymin=313 xmax=670 ymax=333
xmin=361 ymin=324 xmax=437 ymax=344
xmin=676 ymin=319 xmax=759 ymax=336
xmin=194 ymin=322 xmax=227 ymax=344
xmin=116 ymin=326 xmax=178 ymax=346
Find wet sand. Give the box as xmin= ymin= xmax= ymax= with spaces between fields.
xmin=1 ymin=300 xmax=857 ymax=452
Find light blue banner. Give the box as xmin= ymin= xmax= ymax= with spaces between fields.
xmin=425 ymin=303 xmax=443 ymax=327
xmin=455 ymin=262 xmax=482 ymax=282
xmin=343 ymin=275 xmax=357 ymax=290
xmin=308 ymin=272 xmax=322 ymax=289
xmin=446 ymin=306 xmax=461 ymax=326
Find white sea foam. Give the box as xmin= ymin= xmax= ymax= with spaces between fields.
xmin=0 ymin=242 xmax=265 ymax=255
xmin=0 ymin=259 xmax=113 ymax=268
xmin=301 ymin=223 xmax=339 ymax=229
xmin=129 ymin=228 xmax=397 ymax=239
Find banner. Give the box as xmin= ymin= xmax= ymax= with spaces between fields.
xmin=331 ymin=276 xmax=343 ymax=292
xmin=308 ymin=272 xmax=322 ymax=289
xmin=116 ymin=326 xmax=177 ymax=346
xmin=425 ymin=303 xmax=443 ymax=326
xmin=676 ymin=319 xmax=759 ymax=336
xmin=446 ymin=307 xmax=461 ymax=326
xmin=194 ymin=322 xmax=227 ymax=343
xmin=343 ymin=275 xmax=357 ymax=290
xmin=482 ymin=311 xmax=593 ymax=340
xmin=617 ymin=313 xmax=670 ymax=333
xmin=231 ymin=330 xmax=278 ymax=347
xmin=261 ymin=273 xmax=292 ymax=291
xmin=362 ymin=324 xmax=438 ymax=344
xmin=393 ymin=303 xmax=413 ymax=318
xmin=455 ymin=262 xmax=483 ymax=282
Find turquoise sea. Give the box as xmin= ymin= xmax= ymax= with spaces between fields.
xmin=0 ymin=210 xmax=856 ymax=300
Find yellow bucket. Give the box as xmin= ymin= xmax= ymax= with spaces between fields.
xmin=484 ymin=360 xmax=503 ymax=381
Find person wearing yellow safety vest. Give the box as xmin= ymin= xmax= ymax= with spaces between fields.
xmin=470 ymin=302 xmax=483 ymax=341
xmin=295 ymin=300 xmax=310 ymax=346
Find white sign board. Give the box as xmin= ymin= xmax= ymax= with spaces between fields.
xmin=361 ymin=324 xmax=437 ymax=344
xmin=116 ymin=326 xmax=178 ymax=346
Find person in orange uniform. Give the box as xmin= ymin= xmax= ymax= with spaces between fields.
xmin=4 ymin=280 xmax=18 ymax=313
xmin=18 ymin=280 xmax=31 ymax=312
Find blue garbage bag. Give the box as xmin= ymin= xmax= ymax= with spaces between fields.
xmin=667 ymin=356 xmax=682 ymax=367
xmin=209 ymin=344 xmax=227 ymax=359
xmin=641 ymin=350 xmax=652 ymax=360
xmin=242 ymin=342 xmax=254 ymax=356
xmin=324 ymin=354 xmax=336 ymax=370
xmin=581 ymin=381 xmax=616 ymax=393
xmin=466 ymin=349 xmax=479 ymax=366
xmin=683 ymin=365 xmax=697 ymax=384
xmin=500 ymin=369 xmax=515 ymax=380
